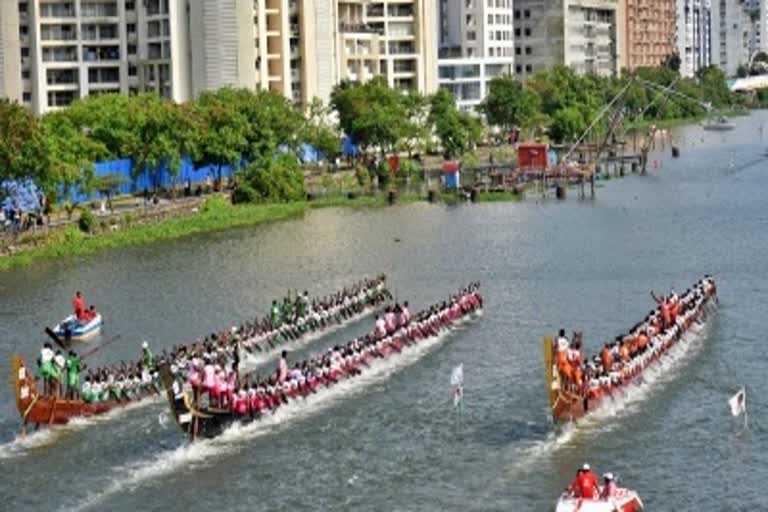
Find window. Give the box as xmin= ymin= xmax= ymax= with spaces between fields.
xmin=515 ymin=28 xmax=521 ymax=36
xmin=126 ymin=1 xmax=135 ymax=10
xmin=467 ymin=30 xmax=476 ymax=41
xmin=488 ymin=14 xmax=493 ymax=24
xmin=515 ymin=64 xmax=522 ymax=73
xmin=19 ymin=25 xmax=28 ymax=36
xmin=20 ymin=47 xmax=29 ymax=58
xmin=489 ymin=48 xmax=494 ymax=56
xmin=524 ymin=9 xmax=531 ymax=18
xmin=23 ymin=92 xmax=31 ymax=102
xmin=525 ymin=64 xmax=532 ymax=72
xmin=525 ymin=46 xmax=532 ymax=54
xmin=514 ymin=10 xmax=520 ymax=19
xmin=515 ymin=46 xmax=521 ymax=55
xmin=524 ymin=28 xmax=531 ymax=36
xmin=127 ymin=23 xmax=136 ymax=34
xmin=128 ymin=44 xmax=137 ymax=55
xmin=128 ymin=64 xmax=137 ymax=76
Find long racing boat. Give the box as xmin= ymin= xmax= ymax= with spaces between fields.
xmin=10 ymin=276 xmax=392 ymax=434
xmin=543 ymin=276 xmax=717 ymax=423
xmin=161 ymin=285 xmax=483 ymax=441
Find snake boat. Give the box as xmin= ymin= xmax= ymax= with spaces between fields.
xmin=543 ymin=276 xmax=717 ymax=423
xmin=10 ymin=277 xmax=391 ymax=433
xmin=161 ymin=285 xmax=483 ymax=441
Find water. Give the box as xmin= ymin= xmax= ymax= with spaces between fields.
xmin=1 ymin=113 xmax=767 ymax=510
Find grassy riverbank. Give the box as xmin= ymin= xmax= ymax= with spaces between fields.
xmin=0 ymin=198 xmax=306 ymax=271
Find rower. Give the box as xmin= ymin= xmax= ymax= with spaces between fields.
xmin=375 ymin=315 xmax=387 ymax=338
xmin=38 ymin=343 xmax=55 ymax=396
xmin=278 ymin=350 xmax=288 ymax=384
xmin=66 ymin=350 xmax=81 ymax=399
xmin=53 ymin=350 xmax=66 ymax=397
xmin=141 ymin=341 xmax=153 ymax=371
xmin=600 ymin=473 xmax=618 ymax=499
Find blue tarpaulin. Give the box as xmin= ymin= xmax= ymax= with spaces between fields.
xmin=1 ymin=179 xmax=42 ymax=213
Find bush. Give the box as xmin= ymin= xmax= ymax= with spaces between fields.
xmin=242 ymin=153 xmax=305 ymax=202
xmin=355 ymin=165 xmax=371 ymax=189
xmin=231 ymin=183 xmax=258 ymax=204
xmin=78 ymin=208 xmax=96 ymax=233
xmin=399 ymin=158 xmax=422 ymax=180
xmin=376 ymin=161 xmax=391 ymax=189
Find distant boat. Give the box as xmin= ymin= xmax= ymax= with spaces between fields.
xmin=702 ymin=117 xmax=735 ymax=131
xmin=51 ymin=313 xmax=103 ymax=343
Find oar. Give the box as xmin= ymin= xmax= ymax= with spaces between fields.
xmin=79 ymin=334 xmax=122 ymax=359
xmin=44 ymin=327 xmax=69 ymax=351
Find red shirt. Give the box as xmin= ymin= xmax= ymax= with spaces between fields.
xmin=576 ymin=471 xmax=599 ymax=499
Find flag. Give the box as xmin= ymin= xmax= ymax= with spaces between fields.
xmin=729 ymin=387 xmax=746 ymax=417
xmin=451 ymin=364 xmax=464 ymax=407
xmin=450 ymin=364 xmax=464 ymax=387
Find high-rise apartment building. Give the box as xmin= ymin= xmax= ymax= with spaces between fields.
xmin=676 ymin=0 xmax=711 ymax=77
xmin=711 ymin=0 xmax=753 ymax=76
xmin=436 ymin=0 xmax=515 ymax=111
xmin=513 ymin=0 xmax=622 ymax=78
xmin=0 ymin=0 xmax=437 ymax=115
xmin=624 ymin=0 xmax=677 ymax=71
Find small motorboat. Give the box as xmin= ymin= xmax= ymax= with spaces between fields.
xmin=702 ymin=117 xmax=735 ymax=131
xmin=51 ymin=313 xmax=103 ymax=342
xmin=555 ymin=488 xmax=644 ymax=512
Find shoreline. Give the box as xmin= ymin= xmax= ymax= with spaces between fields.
xmin=0 ymin=189 xmax=540 ymax=271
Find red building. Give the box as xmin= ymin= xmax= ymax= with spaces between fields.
xmin=518 ymin=143 xmax=549 ymax=172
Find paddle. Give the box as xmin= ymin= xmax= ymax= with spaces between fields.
xmin=44 ymin=327 xmax=69 ymax=351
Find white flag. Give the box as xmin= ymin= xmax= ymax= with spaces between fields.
xmin=450 ymin=364 xmax=464 ymax=387
xmin=729 ymin=387 xmax=746 ymax=417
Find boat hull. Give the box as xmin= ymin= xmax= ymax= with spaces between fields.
xmin=556 ymin=490 xmax=643 ymax=512
xmin=11 ymin=355 xmax=144 ymax=426
xmin=52 ymin=313 xmax=103 ymax=342
xmin=546 ymin=287 xmax=716 ymax=423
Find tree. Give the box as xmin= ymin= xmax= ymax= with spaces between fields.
xmin=429 ymin=89 xmax=482 ymax=159
xmin=124 ymin=94 xmax=194 ymax=190
xmin=93 ymin=173 xmax=129 ymax=210
xmin=0 ymin=99 xmax=47 ymax=184
xmin=300 ymin=97 xmax=341 ymax=163
xmin=479 ymin=75 xmax=540 ymax=132
xmin=662 ymin=53 xmax=682 ymax=73
xmin=62 ymin=94 xmax=133 ymax=159
xmin=549 ymin=107 xmax=586 ymax=143
xmin=240 ymin=153 xmax=305 ymax=202
xmin=41 ymin=110 xmax=107 ymax=200
xmin=330 ymin=77 xmax=409 ymax=154
xmin=190 ymin=88 xmax=249 ymax=185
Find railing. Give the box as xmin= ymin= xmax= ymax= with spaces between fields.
xmin=339 ymin=23 xmax=384 ymax=34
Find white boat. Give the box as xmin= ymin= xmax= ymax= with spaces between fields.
xmin=702 ymin=117 xmax=735 ymax=131
xmin=51 ymin=313 xmax=103 ymax=342
xmin=555 ymin=488 xmax=643 ymax=512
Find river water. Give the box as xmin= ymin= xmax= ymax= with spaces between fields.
xmin=1 ymin=112 xmax=767 ymax=511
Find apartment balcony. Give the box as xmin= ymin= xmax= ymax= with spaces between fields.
xmin=39 ymin=4 xmax=76 ymax=19
xmin=388 ymin=42 xmax=415 ymax=55
xmin=83 ymin=46 xmax=121 ymax=62
xmin=339 ymin=22 xmax=384 ymax=35
xmin=387 ymin=5 xmax=414 ymax=18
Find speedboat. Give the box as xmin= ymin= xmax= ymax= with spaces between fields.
xmin=51 ymin=313 xmax=103 ymax=342
xmin=555 ymin=488 xmax=644 ymax=512
xmin=702 ymin=117 xmax=735 ymax=131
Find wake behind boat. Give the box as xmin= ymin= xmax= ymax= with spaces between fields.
xmin=543 ymin=276 xmax=717 ymax=423
xmin=161 ymin=284 xmax=483 ymax=441
xmin=11 ymin=276 xmax=391 ymax=434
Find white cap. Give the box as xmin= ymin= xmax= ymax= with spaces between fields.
xmin=582 ymin=463 xmax=591 ymax=471
xmin=231 ymin=326 xmax=237 ymax=333
xmin=142 ymin=341 xmax=149 ymax=349
xmin=603 ymin=473 xmax=614 ymax=481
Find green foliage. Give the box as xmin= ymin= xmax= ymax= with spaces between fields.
xmin=479 ymin=75 xmax=540 ymax=131
xmin=301 ymin=98 xmax=342 ymax=160
xmin=231 ymin=183 xmax=258 ymax=205
xmin=549 ymin=107 xmax=587 ymax=143
xmin=0 ymin=99 xmax=48 ymax=185
xmin=190 ymin=88 xmax=249 ymax=181
xmin=78 ymin=208 xmax=96 ymax=233
xmin=430 ymin=89 xmax=482 ymax=159
xmin=93 ymin=173 xmax=128 ymax=198
xmin=241 ymin=153 xmax=305 ymax=202
xmin=330 ymin=77 xmax=411 ymax=152
xmin=376 ymin=161 xmax=392 ymax=189
xmin=355 ymin=165 xmax=371 ymax=189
